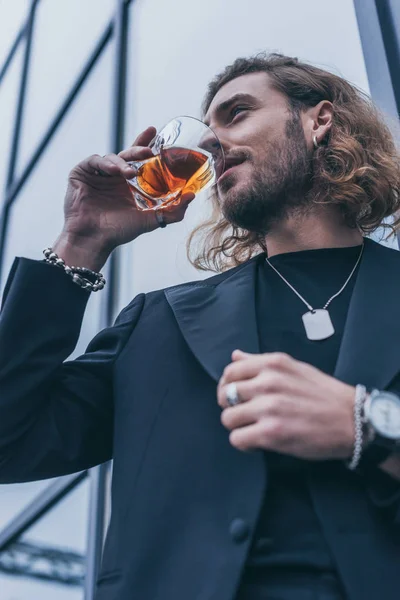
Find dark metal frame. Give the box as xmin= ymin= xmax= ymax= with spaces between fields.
xmin=353 ymin=0 xmax=400 ymax=247
xmin=0 ymin=0 xmax=133 ymax=597
xmin=0 ymin=23 xmax=26 ymax=87
xmin=353 ymin=0 xmax=400 ymax=119
xmin=0 ymin=473 xmax=87 ymax=550
xmin=0 ymin=539 xmax=85 ymax=585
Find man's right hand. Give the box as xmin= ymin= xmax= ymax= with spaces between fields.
xmin=52 ymin=126 xmax=195 ymax=271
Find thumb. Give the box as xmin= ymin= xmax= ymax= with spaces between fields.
xmin=180 ymin=191 xmax=196 ymax=207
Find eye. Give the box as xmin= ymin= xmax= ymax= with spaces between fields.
xmin=230 ymin=106 xmax=248 ymax=121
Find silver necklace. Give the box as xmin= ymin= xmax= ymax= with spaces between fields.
xmin=265 ymin=242 xmax=364 ymax=341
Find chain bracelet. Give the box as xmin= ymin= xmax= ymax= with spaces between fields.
xmin=43 ymin=248 xmax=106 ymax=292
xmin=347 ymin=384 xmax=367 ymax=471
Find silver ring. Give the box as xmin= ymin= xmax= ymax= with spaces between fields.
xmin=226 ymin=382 xmax=241 ymax=407
xmin=155 ymin=210 xmax=167 ymax=228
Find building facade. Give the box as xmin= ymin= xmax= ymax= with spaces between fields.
xmin=0 ymin=1 xmax=399 ymax=598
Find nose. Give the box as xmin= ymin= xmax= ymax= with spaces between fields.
xmin=198 ymin=131 xmax=221 ymax=154
xmin=198 ymin=131 xmax=226 ymax=178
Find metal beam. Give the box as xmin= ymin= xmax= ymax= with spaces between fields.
xmin=353 ymin=0 xmax=398 ymax=119
xmin=0 ymin=472 xmax=87 ymax=552
xmin=107 ymin=0 xmax=131 ymax=327
xmin=0 ymin=3 xmax=134 ymax=598
xmin=0 ymin=540 xmax=84 ymax=586
xmin=5 ymin=0 xmax=39 ymax=191
xmin=0 ymin=23 xmax=26 ymax=87
xmin=374 ymin=0 xmax=400 ymax=117
xmin=84 ymin=2 xmax=132 ymax=598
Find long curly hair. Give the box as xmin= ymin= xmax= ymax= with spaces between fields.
xmin=187 ymin=53 xmax=400 ymax=272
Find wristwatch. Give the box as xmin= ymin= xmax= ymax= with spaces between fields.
xmin=360 ymin=389 xmax=400 ymax=469
xmin=364 ymin=390 xmax=400 ymax=446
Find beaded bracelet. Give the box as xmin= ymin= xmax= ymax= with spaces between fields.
xmin=346 ymin=384 xmax=367 ymax=471
xmin=43 ymin=248 xmax=106 ymax=292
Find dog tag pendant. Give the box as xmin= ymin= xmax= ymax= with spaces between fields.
xmin=302 ymin=309 xmax=335 ymax=341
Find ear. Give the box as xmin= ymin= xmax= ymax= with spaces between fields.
xmin=306 ymin=100 xmax=333 ymax=147
xmin=311 ymin=100 xmax=333 ymax=144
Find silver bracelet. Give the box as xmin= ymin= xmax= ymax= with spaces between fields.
xmin=346 ymin=384 xmax=367 ymax=470
xmin=43 ymin=248 xmax=106 ymax=292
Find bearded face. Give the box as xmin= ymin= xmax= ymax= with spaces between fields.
xmin=218 ymin=112 xmax=314 ymax=234
xmin=203 ymin=72 xmax=317 ymax=235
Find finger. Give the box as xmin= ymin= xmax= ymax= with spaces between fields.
xmin=152 ymin=192 xmax=196 ymax=228
xmin=222 ymin=352 xmax=295 ymax=385
xmin=232 ymin=349 xmax=253 ymax=361
xmin=217 ymin=378 xmax=253 ymax=408
xmin=221 ymin=396 xmax=268 ymax=430
xmin=101 ymin=153 xmax=138 ymax=178
xmin=166 ymin=191 xmax=196 ymax=214
xmin=131 ymin=126 xmax=157 ymax=147
xmin=118 ymin=146 xmax=154 ymax=162
xmin=229 ymin=422 xmax=267 ymax=452
xmin=229 ymin=420 xmax=281 ymax=452
xmin=218 ymin=372 xmax=280 ymax=408
xmin=85 ymin=154 xmax=135 ymax=178
xmin=221 ymin=358 xmax=265 ymax=388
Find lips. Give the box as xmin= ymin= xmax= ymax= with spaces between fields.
xmin=218 ymin=158 xmax=245 ymax=182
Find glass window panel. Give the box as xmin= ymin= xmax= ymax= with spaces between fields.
xmin=370 ymin=223 xmax=399 ymax=250
xmin=22 ymin=477 xmax=89 ymax=553
xmin=0 ymin=47 xmax=113 ymax=593
xmin=0 ymin=0 xmax=29 ymax=66
xmin=0 ymin=12 xmax=116 ymax=600
xmin=0 ymin=44 xmax=24 ymax=205
xmin=1 ymin=43 xmax=114 ymax=355
xmin=16 ymin=0 xmax=115 ymax=175
xmin=0 ymin=477 xmax=88 ymax=600
xmin=0 ymin=480 xmax=52 ymax=529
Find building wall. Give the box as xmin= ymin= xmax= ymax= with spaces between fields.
xmin=0 ymin=1 xmax=393 ymax=598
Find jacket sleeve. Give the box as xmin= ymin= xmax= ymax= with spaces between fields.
xmin=361 ymin=378 xmax=400 ymax=525
xmin=0 ymin=257 xmax=145 ymax=483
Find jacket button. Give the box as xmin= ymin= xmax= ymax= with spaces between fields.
xmin=229 ymin=518 xmax=250 ymax=543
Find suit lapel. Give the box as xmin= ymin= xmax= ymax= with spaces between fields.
xmin=166 ymin=237 xmax=400 ymax=390
xmin=165 ymin=257 xmax=261 ymax=383
xmin=334 ymin=237 xmax=400 ymax=390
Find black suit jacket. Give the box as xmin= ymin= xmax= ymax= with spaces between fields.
xmin=0 ymin=237 xmax=399 ymax=600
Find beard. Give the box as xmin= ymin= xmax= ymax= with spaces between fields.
xmin=218 ymin=113 xmax=314 ymax=234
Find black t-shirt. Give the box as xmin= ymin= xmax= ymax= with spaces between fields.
xmin=236 ymin=244 xmax=362 ymax=599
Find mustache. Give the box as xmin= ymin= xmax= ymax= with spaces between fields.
xmin=223 ymin=149 xmax=252 ymax=165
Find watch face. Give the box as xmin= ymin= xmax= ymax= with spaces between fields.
xmin=369 ymin=393 xmax=400 ymax=439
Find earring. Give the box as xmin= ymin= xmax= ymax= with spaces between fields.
xmin=313 ymin=136 xmax=319 ymax=149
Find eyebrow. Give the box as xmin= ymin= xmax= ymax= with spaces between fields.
xmin=204 ymin=93 xmax=256 ymax=126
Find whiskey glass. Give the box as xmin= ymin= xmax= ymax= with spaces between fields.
xmin=126 ymin=115 xmax=225 ymax=210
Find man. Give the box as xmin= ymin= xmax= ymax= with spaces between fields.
xmin=1 ymin=53 xmax=400 ymax=600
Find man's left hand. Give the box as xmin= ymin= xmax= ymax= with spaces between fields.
xmin=217 ymin=349 xmax=356 ymax=460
